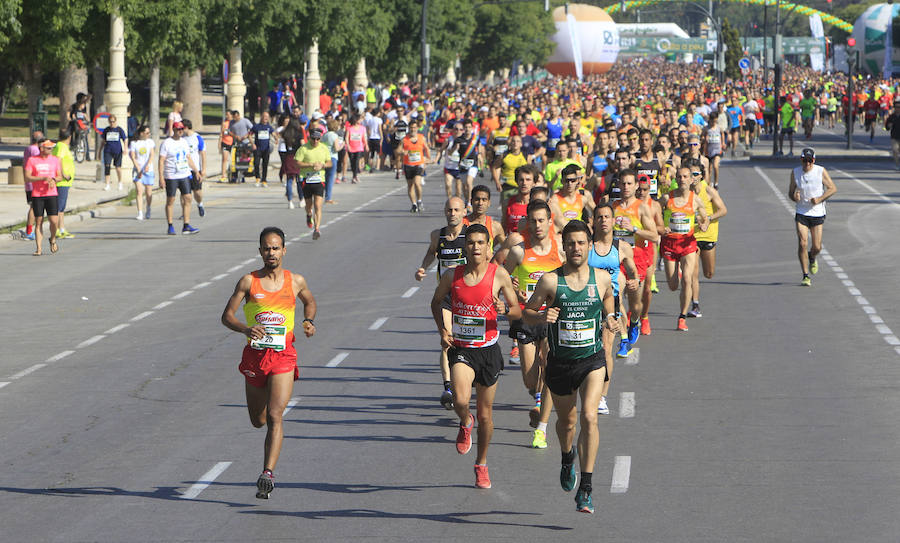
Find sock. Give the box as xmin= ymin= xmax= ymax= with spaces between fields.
xmin=561 ymin=447 xmax=576 ymax=465
xmin=692 ymin=300 xmax=699 ymax=306
xmin=461 ymin=415 xmax=473 ymax=428
xmin=443 ymin=381 xmax=451 ymax=392
xmin=26 ymin=224 xmax=33 ymax=235
xmin=537 ymin=422 xmax=548 ymax=433
xmin=579 ymin=472 xmax=593 ymax=492
xmin=679 ymin=314 xmax=686 ymax=320
xmin=198 ymin=202 xmax=204 ymax=208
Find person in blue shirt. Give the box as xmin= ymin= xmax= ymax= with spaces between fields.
xmin=725 ymin=102 xmax=743 ymax=157
xmin=267 ymin=84 xmax=282 ymax=115
xmin=100 ymin=114 xmax=128 ymax=191
xmin=252 ymin=111 xmax=277 ymax=186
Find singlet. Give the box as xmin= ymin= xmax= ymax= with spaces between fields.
xmin=450 ymin=263 xmax=499 ymax=348
xmin=513 ymin=235 xmax=563 ymax=307
xmin=793 ymin=164 xmax=826 ymax=217
xmin=706 ymin=127 xmax=723 ymax=156
xmin=587 ymin=239 xmax=621 ymax=297
xmin=694 ymin=181 xmax=718 ymax=243
xmin=634 ymin=154 xmax=661 ymax=197
xmin=463 ymin=215 xmax=495 ymax=253
xmin=555 ymin=192 xmax=583 ymax=223
xmin=546 ymin=118 xmax=563 ymax=149
xmin=437 ymin=225 xmax=467 ymax=278
xmin=500 ymin=152 xmax=526 ymax=187
xmin=663 ymin=191 xmax=696 ymax=238
xmin=457 ymin=136 xmax=479 ymax=170
xmin=243 ymin=270 xmax=296 ymax=352
xmin=505 ymin=197 xmax=528 ymax=234
xmin=402 ymin=137 xmax=426 ymax=166
xmin=393 ymin=119 xmax=409 ymax=142
xmin=492 ymin=127 xmax=511 ymax=155
xmin=547 ymin=267 xmax=604 ymax=361
xmin=611 ymin=198 xmax=648 ymax=249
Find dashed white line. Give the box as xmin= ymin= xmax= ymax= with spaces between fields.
xmin=871 ymin=315 xmax=884 ymax=324
xmin=326 ymin=352 xmax=350 ymax=367
xmin=227 ymin=264 xmax=243 ymax=273
xmin=402 ymin=287 xmax=419 ymax=298
xmin=105 ymin=323 xmax=130 ymax=334
xmin=0 ymin=382 xmax=9 ymax=390
xmin=179 ymin=461 xmax=232 ymax=500
xmin=77 ymin=335 xmax=106 ymax=348
xmin=46 ymin=350 xmax=74 ymax=363
xmin=283 ymin=397 xmax=301 ymax=415
xmin=194 ymin=281 xmax=212 ymax=289
xmin=241 ymin=258 xmax=256 ymax=265
xmin=625 ymin=347 xmax=639 ymax=366
xmin=172 ymin=290 xmax=193 ymax=300
xmin=611 ymin=456 xmax=631 ymax=494
xmin=10 ymin=363 xmax=47 ymax=380
xmin=619 ymin=392 xmax=635 ymax=418
xmin=154 ymin=301 xmax=173 ymax=310
xmin=211 ymin=273 xmax=229 ymax=281
xmin=369 ymin=317 xmax=388 ymax=330
xmin=131 ymin=311 xmax=154 ymax=322
xmin=290 ymin=236 xmax=301 ymax=242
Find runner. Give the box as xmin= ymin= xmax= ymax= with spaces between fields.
xmin=220 ymin=226 xmax=317 ymax=499
xmin=51 ymin=129 xmax=75 ymax=238
xmin=788 ymin=148 xmax=836 ymax=286
xmin=416 ymin=197 xmax=469 ymax=409
xmin=863 ymin=90 xmax=880 ymax=142
xmin=463 ymin=185 xmax=506 ymax=253
xmin=523 ymin=219 xmax=618 ymax=513
xmin=391 ymin=106 xmax=410 ymax=179
xmin=659 ymin=166 xmax=709 ymax=331
xmin=23 ymin=138 xmax=62 ymax=256
xmin=441 ymin=122 xmax=464 ymax=200
xmin=549 ymin=163 xmax=594 ymax=232
xmin=495 ymin=134 xmax=528 ymax=205
xmin=158 ymin=121 xmax=200 ymax=235
xmin=401 ymin=118 xmax=431 ymax=213
xmin=687 ymin=161 xmax=727 ymax=318
xmin=450 ymin=118 xmax=484 ymax=210
xmin=701 ymin=113 xmax=725 ymax=189
xmin=100 ymin=114 xmax=127 ymax=192
xmin=128 ymin=125 xmax=155 ymax=220
xmin=430 ymin=223 xmax=520 ymax=489
xmin=294 ymin=126 xmax=331 ymax=240
xmin=251 ymin=111 xmax=277 ymax=187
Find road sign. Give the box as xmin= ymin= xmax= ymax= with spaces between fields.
xmin=223 ymin=60 xmax=229 ymax=82
xmin=739 ymin=57 xmax=751 ymax=70
xmin=92 ymin=112 xmax=110 ymax=134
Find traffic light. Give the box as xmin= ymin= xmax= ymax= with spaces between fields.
xmin=847 ymin=37 xmax=856 ymax=47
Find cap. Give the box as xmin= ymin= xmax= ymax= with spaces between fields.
xmin=172 ymin=121 xmax=185 ymax=129
xmin=311 ymin=112 xmax=324 ymax=120
xmin=309 ymin=128 xmax=323 ymax=139
xmin=39 ymin=139 xmax=55 ymax=148
xmin=800 ymin=148 xmax=815 ymax=160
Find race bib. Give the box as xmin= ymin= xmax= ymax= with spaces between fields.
xmin=306 ymin=173 xmax=322 ymax=183
xmin=450 ymin=151 xmax=460 ymax=162
xmin=564 ymin=210 xmax=579 ymax=220
xmin=709 ymin=131 xmax=721 ymax=144
xmin=613 ymin=216 xmax=634 ymax=240
xmin=250 ymin=325 xmax=287 ymax=351
xmin=460 ymin=158 xmax=475 ymax=168
xmin=439 ymin=256 xmax=466 ymax=269
xmin=549 ymin=138 xmax=560 ymax=148
xmin=669 ymin=212 xmax=691 ymax=234
xmin=558 ymin=319 xmax=596 ymax=347
xmin=106 ymin=132 xmax=120 ymax=142
xmin=494 ymin=144 xmax=508 ymax=155
xmin=258 ymin=131 xmax=269 ymax=140
xmin=175 ymin=152 xmax=189 ymax=172
xmin=350 ymin=133 xmax=362 ymax=142
xmin=452 ymin=314 xmax=486 ymax=343
xmin=408 ymin=151 xmax=421 ymax=163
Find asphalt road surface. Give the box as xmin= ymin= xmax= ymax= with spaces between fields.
xmin=1 ymin=153 xmax=899 ymax=542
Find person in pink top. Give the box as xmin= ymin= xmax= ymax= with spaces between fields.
xmin=22 ymin=130 xmax=42 ymax=240
xmin=345 ymin=115 xmax=367 ymax=183
xmin=23 ymin=139 xmax=62 ymax=255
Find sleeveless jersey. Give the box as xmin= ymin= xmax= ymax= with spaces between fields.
xmin=664 ymin=191 xmax=696 ymax=237
xmin=587 ymin=239 xmax=621 ymax=296
xmin=611 ymin=198 xmax=648 ymax=249
xmin=546 ymin=118 xmax=563 ymax=149
xmin=694 ymin=181 xmax=718 ymax=243
xmin=393 ymin=119 xmax=409 ymax=142
xmin=450 ymin=263 xmax=499 ymax=348
xmin=456 ymin=136 xmax=479 ymax=170
xmin=505 ymin=197 xmax=527 ymax=233
xmin=402 ymin=137 xmax=426 ymax=166
xmin=437 ymin=225 xmax=467 ymax=279
xmin=492 ymin=127 xmax=511 ymax=155
xmin=463 ymin=215 xmax=495 ymax=252
xmin=634 ymin=154 xmax=661 ymax=197
xmin=555 ymin=192 xmax=584 ymax=223
xmin=513 ymin=235 xmax=563 ymax=306
xmin=793 ymin=164 xmax=826 ymax=217
xmin=243 ymin=270 xmax=295 ymax=352
xmin=500 ymin=152 xmax=527 ymax=187
xmin=548 ymin=268 xmax=605 ymax=360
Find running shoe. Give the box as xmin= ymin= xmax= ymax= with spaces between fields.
xmin=410 ymin=204 xmax=418 ymax=213
xmin=650 ymin=274 xmax=659 ymax=293
xmin=616 ymin=338 xmax=632 ymax=358
xmin=24 ymin=231 xmax=35 ymax=241
xmin=167 ymin=225 xmax=176 ymax=235
xmin=104 ymin=184 xmax=111 ymax=191
xmin=509 ymin=345 xmax=520 ymax=365
xmin=65 ymin=231 xmax=75 ymax=238
xmin=136 ymin=213 xmax=144 ymax=221
xmin=145 ymin=208 xmax=151 ymax=220
xmin=288 ymin=201 xmax=295 ymax=209
xmin=640 ymin=317 xmax=652 ymax=336
xmin=312 ymin=229 xmax=321 ymax=240
xmin=474 ymin=464 xmax=491 ymax=489
xmin=628 ymin=321 xmax=640 ymax=345
xmin=801 ymin=275 xmax=812 ymax=287
xmin=182 ymin=224 xmax=199 ymax=235
xmin=456 ymin=413 xmax=474 ymax=454
xmin=809 ymin=258 xmax=818 ymax=275
xmin=255 ymin=181 xmax=261 ymax=187
xmin=261 ymin=181 xmax=268 ymax=188
xmin=687 ymin=303 xmax=702 ymax=318
xmin=117 ymin=182 xmax=123 ymax=191
xmin=575 ymin=488 xmax=594 ymax=514
xmin=416 ymin=200 xmax=424 ymax=212
xmin=306 ymin=214 xmax=313 ymax=228
xmin=597 ymin=396 xmax=609 ymax=415
xmin=529 ymin=405 xmax=541 ymax=428
xmin=256 ymin=469 xmax=274 ymax=499
xmin=560 ymin=458 xmax=577 ymax=492
xmin=531 ymin=429 xmax=548 ymax=449
xmin=677 ymin=317 xmax=689 ymax=332
xmin=395 ymin=170 xmax=399 ymax=180
xmin=198 ymin=204 xmax=205 ymax=217
xmin=440 ymin=389 xmax=454 ymax=410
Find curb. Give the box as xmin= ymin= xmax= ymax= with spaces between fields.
xmin=2 ymin=190 xmax=135 ymax=240
xmin=747 ymin=154 xmax=892 ymax=162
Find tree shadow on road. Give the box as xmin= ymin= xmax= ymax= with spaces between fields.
xmin=0 ymin=485 xmax=253 ymax=508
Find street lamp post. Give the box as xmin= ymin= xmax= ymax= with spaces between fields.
xmin=772 ymin=0 xmax=782 ymax=156
xmin=847 ymin=38 xmax=858 ymax=150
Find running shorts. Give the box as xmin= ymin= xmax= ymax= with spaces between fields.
xmin=31 ymin=195 xmax=59 ymax=217
xmin=795 ymin=213 xmax=825 ymax=228
xmin=25 ymin=189 xmax=33 ymax=204
xmin=546 ymin=350 xmax=607 ymax=396
xmin=508 ymin=318 xmax=548 ymax=344
xmin=56 ymin=186 xmax=70 ymax=213
xmin=631 ymin=243 xmax=654 ymax=282
xmin=164 ymin=177 xmax=192 ymax=197
xmin=697 ymin=240 xmax=717 ymax=251
xmin=448 ymin=342 xmax=503 ymax=387
xmin=444 ymin=167 xmax=462 ymax=179
xmin=302 ymin=182 xmax=325 ymax=198
xmin=103 ymin=151 xmax=123 ymax=174
xmin=661 ymin=235 xmax=698 ymax=261
xmin=403 ymin=165 xmax=425 ymax=180
xmin=239 ymin=344 xmax=299 ymax=388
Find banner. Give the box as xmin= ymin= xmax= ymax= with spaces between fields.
xmin=620 ymin=36 xmax=823 ymax=56
xmin=809 ymin=14 xmax=825 ymax=71
xmin=567 ymin=13 xmax=584 ymax=81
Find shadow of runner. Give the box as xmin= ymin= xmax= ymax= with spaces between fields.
xmin=0 ymin=485 xmax=253 ymax=508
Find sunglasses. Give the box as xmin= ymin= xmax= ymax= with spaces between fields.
xmin=688 ymin=142 xmax=699 ymax=146
xmin=691 ymin=171 xmax=702 ymax=177
xmin=565 ymin=177 xmax=579 ymax=183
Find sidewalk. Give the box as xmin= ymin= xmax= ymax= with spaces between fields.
xmin=746 ymin=121 xmax=894 ymax=162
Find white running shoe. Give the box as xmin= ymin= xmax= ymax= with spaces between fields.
xmin=288 ymin=201 xmax=295 ymax=209
xmin=597 ymin=396 xmax=609 ymax=415
xmin=118 ymin=183 xmax=123 ymax=191
xmin=104 ymin=184 xmax=111 ymax=191
xmin=136 ymin=213 xmax=144 ymax=221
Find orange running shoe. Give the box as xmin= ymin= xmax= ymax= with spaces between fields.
xmin=677 ymin=317 xmax=688 ymax=332
xmin=640 ymin=317 xmax=652 ymax=336
xmin=456 ymin=413 xmax=474 ymax=454
xmin=474 ymin=464 xmax=491 ymax=489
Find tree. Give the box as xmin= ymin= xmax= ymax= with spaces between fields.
xmin=0 ymin=0 xmax=22 ymax=53
xmin=465 ymin=3 xmax=556 ymax=77
xmin=722 ymin=17 xmax=742 ymax=80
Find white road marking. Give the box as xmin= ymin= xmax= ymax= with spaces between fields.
xmin=619 ymin=392 xmax=635 ymax=418
xmin=172 ymin=290 xmax=193 ymax=300
xmin=0 ymin=382 xmax=9 ymax=390
xmin=130 ymin=311 xmax=154 ymax=322
xmin=227 ymin=264 xmax=243 ymax=273
xmin=283 ymin=397 xmax=301 ymax=415
xmin=755 ymin=166 xmax=898 ymax=354
xmin=326 ymin=352 xmax=349 ymax=367
xmin=154 ymin=301 xmax=173 ymax=310
xmin=369 ymin=317 xmax=388 ymax=330
xmin=104 ymin=323 xmax=130 ymax=334
xmin=77 ymin=335 xmax=106 ymax=348
xmin=885 ymin=336 xmax=900 ymax=346
xmin=10 ymin=364 xmax=47 ymax=380
xmin=180 ymin=461 xmax=232 ymax=500
xmin=625 ymin=347 xmax=639 ymax=366
xmin=611 ymin=456 xmax=631 ymax=494
xmin=211 ymin=273 xmax=229 ymax=281
xmin=46 ymin=351 xmax=74 ymax=363
xmin=241 ymin=258 xmax=255 ymax=265
xmin=402 ymin=287 xmax=419 ymax=298
xmin=194 ymin=281 xmax=212 ymax=289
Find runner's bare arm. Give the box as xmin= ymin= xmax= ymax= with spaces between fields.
xmin=493 ymin=266 xmax=522 ymax=321
xmin=694 ymin=196 xmax=710 ymax=232
xmin=815 ymin=169 xmax=837 ymax=205
xmin=416 ymin=228 xmax=440 ymax=281
xmin=597 ymin=268 xmax=619 ymax=333
xmin=430 ymin=270 xmax=455 ymax=347
xmin=490 ymin=231 xmax=521 ymax=266
xmin=294 ymin=273 xmax=317 ymax=337
xmin=221 ymin=274 xmax=264 ymax=339
xmin=637 ymin=202 xmax=660 ymax=242
xmin=523 ymin=272 xmax=558 ymax=325
xmin=619 ymin=242 xmax=640 ymax=291
xmin=706 ymin=185 xmax=727 ymax=220
xmin=788 ymin=171 xmax=799 ymax=202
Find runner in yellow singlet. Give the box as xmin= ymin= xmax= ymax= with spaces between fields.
xmin=549 ymin=163 xmax=594 ymax=232
xmin=686 ymin=161 xmax=727 ymax=319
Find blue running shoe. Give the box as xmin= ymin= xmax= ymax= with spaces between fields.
xmin=197 ymin=204 xmax=205 ymax=217
xmin=167 ymin=225 xmax=176 ymax=235
xmin=628 ymin=321 xmax=640 ymax=345
xmin=616 ymin=338 xmax=632 ymax=358
xmin=575 ymin=488 xmax=594 ymax=513
xmin=560 ymin=461 xmax=577 ymax=492
xmin=24 ymin=231 xmax=35 ymax=241
xmin=182 ymin=224 xmax=199 ymax=235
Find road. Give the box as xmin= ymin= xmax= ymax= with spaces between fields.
xmin=1 ymin=151 xmax=899 ymax=542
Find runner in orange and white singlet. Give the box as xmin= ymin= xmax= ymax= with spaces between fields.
xmin=549 ymin=163 xmax=594 ymax=233
xmin=463 ymin=185 xmax=505 ymax=255
xmin=401 ymin=118 xmax=431 ymax=213
xmin=221 ymin=227 xmax=317 ymax=500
